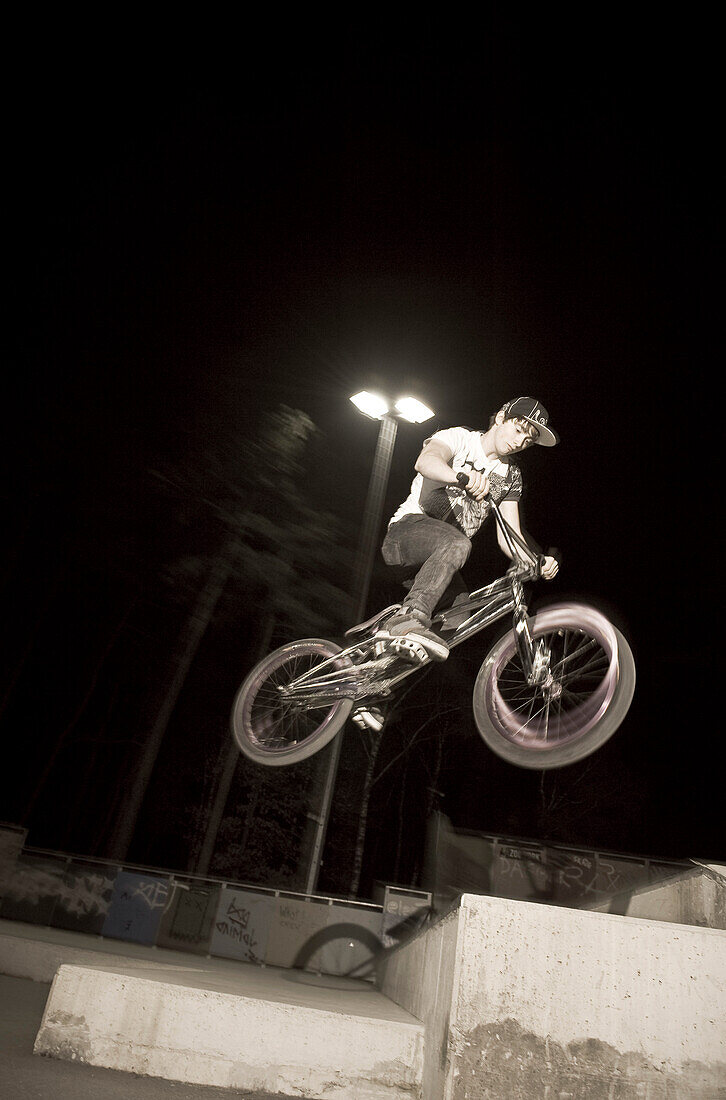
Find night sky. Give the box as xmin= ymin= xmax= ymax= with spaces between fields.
xmin=4 ymin=17 xmax=722 ymax=886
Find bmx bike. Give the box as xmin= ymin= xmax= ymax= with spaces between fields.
xmin=231 ymin=500 xmax=635 ymax=771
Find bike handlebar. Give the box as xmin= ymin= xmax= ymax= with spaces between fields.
xmin=454 ymin=472 xmax=560 ymax=579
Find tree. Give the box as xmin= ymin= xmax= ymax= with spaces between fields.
xmin=318 ymin=658 xmax=467 ymax=898
xmin=105 ymin=405 xmax=355 ymax=870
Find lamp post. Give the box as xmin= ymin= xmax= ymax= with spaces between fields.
xmin=304 ymin=391 xmax=435 ymax=895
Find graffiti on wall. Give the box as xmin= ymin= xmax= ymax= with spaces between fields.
xmin=210 ymin=888 xmax=274 ymax=964
xmin=102 ymin=871 xmax=171 ymax=945
xmin=157 ymin=883 xmax=220 ymax=954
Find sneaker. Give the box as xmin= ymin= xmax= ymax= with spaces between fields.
xmin=377 ymin=608 xmax=449 ymax=662
xmin=352 ymin=706 xmax=386 ymax=732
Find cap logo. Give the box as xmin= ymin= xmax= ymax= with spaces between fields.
xmin=502 ymin=397 xmax=556 ymax=444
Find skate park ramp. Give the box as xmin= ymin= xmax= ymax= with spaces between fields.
xmin=379 ymin=889 xmax=726 ymax=1099
xmin=1 ymin=918 xmax=423 ymax=1098
xmin=2 ymin=861 xmax=725 ymax=1098
xmin=581 ymin=859 xmax=726 ymax=924
xmin=4 ymin=872 xmax=726 ymax=1100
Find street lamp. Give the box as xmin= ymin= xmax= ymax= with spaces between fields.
xmin=348 ymin=392 xmax=435 ymax=620
xmin=349 ymin=390 xmax=434 ymax=425
xmin=305 ymin=390 xmax=435 ymax=894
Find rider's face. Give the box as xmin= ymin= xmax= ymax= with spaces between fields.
xmin=494 ymin=417 xmax=538 ymax=457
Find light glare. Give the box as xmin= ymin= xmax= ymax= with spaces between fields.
xmin=350 ymin=391 xmax=390 ymax=419
xmin=395 ymin=396 xmax=435 ymax=423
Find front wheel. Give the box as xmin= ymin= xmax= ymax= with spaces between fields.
xmin=472 ymin=603 xmax=635 ymax=769
xmin=231 ymin=639 xmax=354 ymax=766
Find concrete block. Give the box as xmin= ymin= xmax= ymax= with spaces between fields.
xmin=585 ymin=865 xmax=726 ymax=928
xmin=381 ymin=892 xmax=726 ymax=1100
xmin=34 ymin=963 xmax=424 ymax=1098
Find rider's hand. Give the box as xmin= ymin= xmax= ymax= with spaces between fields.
xmin=541 ymin=555 xmax=559 ymax=580
xmin=462 ymin=470 xmax=490 ymax=501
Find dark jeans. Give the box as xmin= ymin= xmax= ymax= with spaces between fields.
xmin=381 ymin=514 xmax=472 ymax=621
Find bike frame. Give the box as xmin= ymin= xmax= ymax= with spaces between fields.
xmin=277 ymin=501 xmax=548 ymax=709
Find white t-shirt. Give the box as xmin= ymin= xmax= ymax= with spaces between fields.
xmin=388 ymin=426 xmax=523 ymax=538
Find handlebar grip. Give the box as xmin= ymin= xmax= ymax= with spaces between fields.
xmin=532 ymin=547 xmax=562 ymax=579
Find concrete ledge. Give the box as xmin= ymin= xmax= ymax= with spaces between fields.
xmin=0 ymin=922 xmax=182 ymax=984
xmin=381 ymin=892 xmax=726 ymax=1100
xmin=583 ymin=864 xmax=726 ymax=926
xmin=35 ymin=963 xmax=424 ymax=1098
xmin=0 ymin=917 xmax=317 ymax=986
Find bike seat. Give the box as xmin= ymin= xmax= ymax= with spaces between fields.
xmin=345 ymin=604 xmax=402 ymax=638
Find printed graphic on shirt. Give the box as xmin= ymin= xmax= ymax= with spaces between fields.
xmin=422 ymin=463 xmax=522 ymax=537
xmin=387 ymin=426 xmax=523 ymax=532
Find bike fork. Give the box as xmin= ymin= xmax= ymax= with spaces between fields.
xmin=511 ymin=576 xmax=547 ymax=685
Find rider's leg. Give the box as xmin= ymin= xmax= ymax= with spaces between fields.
xmin=436 ymin=590 xmax=473 ymax=632
xmin=433 ymin=572 xmax=470 ymax=613
xmin=380 ymin=516 xmax=471 ymax=659
xmin=382 ymin=515 xmax=472 ymax=621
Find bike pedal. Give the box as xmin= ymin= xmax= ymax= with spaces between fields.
xmin=388 ymin=636 xmax=429 ymax=664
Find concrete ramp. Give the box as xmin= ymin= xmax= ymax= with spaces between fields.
xmin=381 ymin=892 xmax=726 ymax=1099
xmin=12 ymin=889 xmax=726 ymax=1099
xmin=34 ymin=960 xmax=423 ymax=1098
xmin=583 ymin=861 xmax=726 ymax=926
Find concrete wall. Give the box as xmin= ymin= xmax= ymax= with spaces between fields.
xmin=421 ymin=812 xmax=693 ymax=916
xmin=584 ymin=865 xmax=726 ymax=927
xmin=379 ymin=903 xmax=462 ymax=1100
xmin=381 ymin=892 xmax=726 ymax=1099
xmin=0 ymin=848 xmax=384 ymax=979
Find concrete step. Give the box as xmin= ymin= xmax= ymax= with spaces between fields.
xmin=0 ymin=920 xmax=423 ymax=1098
xmin=581 ymin=862 xmax=726 ymax=926
xmin=380 ymin=892 xmax=726 ymax=1100
xmin=35 ymin=961 xmax=423 ymax=1098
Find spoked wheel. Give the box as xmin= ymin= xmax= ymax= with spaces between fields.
xmin=231 ymin=639 xmax=355 ymax=766
xmin=472 ymin=603 xmax=635 ymax=769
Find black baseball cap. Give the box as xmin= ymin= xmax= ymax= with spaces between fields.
xmin=502 ymin=397 xmax=558 ymax=447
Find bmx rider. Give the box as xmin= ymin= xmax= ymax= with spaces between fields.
xmin=379 ymin=397 xmax=560 ymax=661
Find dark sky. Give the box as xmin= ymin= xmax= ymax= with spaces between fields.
xmin=5 ymin=18 xmax=723 ymax=870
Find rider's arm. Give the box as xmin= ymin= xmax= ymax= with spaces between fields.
xmin=414 ymin=439 xmax=458 ymax=482
xmin=498 ymin=500 xmax=559 ymax=579
xmin=497 ymin=500 xmax=532 ymax=561
xmin=415 ymin=440 xmax=489 ymax=499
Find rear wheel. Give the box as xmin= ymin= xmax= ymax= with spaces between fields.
xmin=472 ymin=603 xmax=635 ymax=769
xmin=231 ymin=639 xmax=354 ymax=766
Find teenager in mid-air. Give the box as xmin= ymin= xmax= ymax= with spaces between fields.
xmin=379 ymin=397 xmax=560 ymax=661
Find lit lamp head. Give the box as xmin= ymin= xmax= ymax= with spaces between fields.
xmin=349 ymin=391 xmax=390 ymax=419
xmin=394 ymin=396 xmax=435 ymax=423
xmin=350 ymin=391 xmax=434 ymax=423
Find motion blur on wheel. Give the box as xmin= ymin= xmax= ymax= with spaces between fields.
xmin=231 ymin=639 xmax=354 ymax=766
xmin=472 ymin=602 xmax=635 ymax=769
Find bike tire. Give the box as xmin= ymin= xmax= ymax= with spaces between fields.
xmin=231 ymin=639 xmax=354 ymax=766
xmin=472 ymin=603 xmax=635 ymax=770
